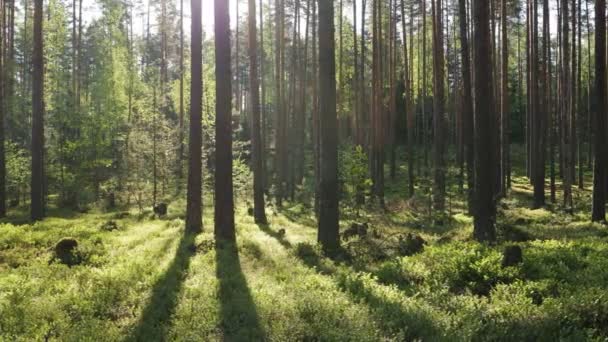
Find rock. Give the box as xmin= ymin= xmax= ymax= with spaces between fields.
xmin=342 ymin=223 xmax=369 ymax=240
xmin=100 ymin=220 xmax=120 ymax=231
xmin=502 ymin=245 xmax=523 ymax=267
xmin=397 ymin=233 xmax=426 ymax=256
xmin=54 ymin=238 xmax=81 ymax=266
xmin=153 ymin=203 xmax=168 ymax=216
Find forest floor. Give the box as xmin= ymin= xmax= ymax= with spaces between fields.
xmin=2 ymin=150 xmax=608 ymax=341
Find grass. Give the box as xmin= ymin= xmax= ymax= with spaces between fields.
xmin=1 ymin=148 xmax=608 ymax=340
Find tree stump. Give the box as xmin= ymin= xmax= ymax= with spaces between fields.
xmin=502 ymin=245 xmax=523 ymax=267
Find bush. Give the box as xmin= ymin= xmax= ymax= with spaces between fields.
xmin=338 ymin=144 xmax=371 ymax=214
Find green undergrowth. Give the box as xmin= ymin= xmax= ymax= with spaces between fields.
xmin=2 ymin=158 xmax=608 ymax=340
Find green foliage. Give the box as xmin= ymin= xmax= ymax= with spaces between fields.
xmin=5 ymin=141 xmax=30 ymax=201
xmin=338 ymin=144 xmax=371 ymax=213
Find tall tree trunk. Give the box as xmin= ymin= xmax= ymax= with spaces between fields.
xmin=153 ymin=86 xmax=158 ymax=206
xmin=31 ymin=0 xmax=44 ymax=221
xmin=561 ymin=0 xmax=573 ymax=210
xmin=312 ymin=0 xmax=320 ymax=214
xmin=372 ymin=0 xmax=385 ymax=207
xmin=177 ymin=0 xmax=184 ymax=182
xmin=586 ymin=0 xmax=592 ymax=170
xmin=186 ymin=0 xmax=203 ymax=233
xmin=249 ymin=0 xmax=267 ymax=224
xmin=0 ymin=0 xmax=5 ymax=217
xmin=500 ymin=0 xmax=509 ymax=196
xmin=532 ymin=0 xmax=546 ymax=208
xmin=432 ymin=0 xmax=446 ymax=219
xmin=275 ymin=0 xmax=286 ymax=206
xmin=422 ymin=0 xmax=428 ymax=171
xmin=389 ymin=0 xmax=396 ymax=181
xmin=215 ymin=0 xmax=236 ymax=241
xmin=570 ymin=0 xmax=577 ymax=189
xmin=577 ymin=0 xmax=583 ymax=189
xmin=592 ymin=0 xmax=606 ymax=221
xmin=401 ymin=0 xmax=414 ymax=197
xmin=458 ymin=0 xmax=474 ymax=213
xmin=317 ymin=0 xmax=339 ymax=251
xmin=546 ymin=0 xmax=556 ymax=204
xmin=473 ymin=0 xmax=496 ymax=242
xmin=259 ymin=0 xmax=267 ymax=192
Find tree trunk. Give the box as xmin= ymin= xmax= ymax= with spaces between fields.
xmin=473 ymin=0 xmax=496 ymax=242
xmin=592 ymin=0 xmax=606 ymax=221
xmin=422 ymin=0 xmax=428 ymax=171
xmin=317 ymin=0 xmax=339 ymax=251
xmin=458 ymin=0 xmax=474 ymax=213
xmin=432 ymin=0 xmax=446 ymax=218
xmin=31 ymin=0 xmax=44 ymax=221
xmin=0 ymin=0 xmax=5 ymax=217
xmin=215 ymin=0 xmax=236 ymax=241
xmin=178 ymin=0 xmax=185 ymax=182
xmin=186 ymin=0 xmax=203 ymax=233
xmin=401 ymin=0 xmax=414 ymax=197
xmin=275 ymin=0 xmax=286 ymax=206
xmin=500 ymin=0 xmax=509 ymax=196
xmin=561 ymin=0 xmax=573 ymax=210
xmin=248 ymin=0 xmax=267 ymax=224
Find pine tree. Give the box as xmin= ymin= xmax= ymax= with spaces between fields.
xmin=592 ymin=0 xmax=606 ymax=221
xmin=31 ymin=0 xmax=44 ymax=221
xmin=248 ymin=0 xmax=267 ymax=224
xmin=317 ymin=0 xmax=339 ymax=251
xmin=473 ymin=0 xmax=496 ymax=242
xmin=214 ymin=0 xmax=236 ymax=241
xmin=431 ymin=0 xmax=446 ymax=219
xmin=186 ymin=0 xmax=203 ymax=233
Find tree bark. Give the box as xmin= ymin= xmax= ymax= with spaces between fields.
xmin=500 ymin=0 xmax=509 ymax=196
xmin=0 ymin=0 xmax=5 ymax=217
xmin=458 ymin=0 xmax=474 ymax=213
xmin=401 ymin=0 xmax=414 ymax=197
xmin=31 ymin=0 xmax=44 ymax=221
xmin=473 ymin=0 xmax=496 ymax=242
xmin=317 ymin=0 xmax=339 ymax=251
xmin=186 ymin=0 xmax=203 ymax=233
xmin=432 ymin=0 xmax=446 ymax=218
xmin=215 ymin=0 xmax=236 ymax=241
xmin=592 ymin=0 xmax=606 ymax=221
xmin=248 ymin=0 xmax=267 ymax=224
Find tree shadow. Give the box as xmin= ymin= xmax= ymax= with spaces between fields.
xmin=0 ymin=205 xmax=83 ymax=227
xmin=128 ymin=232 xmax=197 ymax=341
xmin=215 ymin=241 xmax=265 ymax=340
xmin=256 ymin=223 xmax=292 ymax=249
xmin=291 ymin=242 xmax=442 ymax=340
xmin=275 ymin=205 xmax=317 ymax=228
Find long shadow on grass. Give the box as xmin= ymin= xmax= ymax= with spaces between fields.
xmin=0 ymin=205 xmax=83 ymax=226
xmin=215 ymin=241 xmax=265 ymax=340
xmin=276 ymin=205 xmax=317 ymax=228
xmin=256 ymin=223 xmax=292 ymax=249
xmin=128 ymin=232 xmax=196 ymax=341
xmin=292 ymin=243 xmax=443 ymax=340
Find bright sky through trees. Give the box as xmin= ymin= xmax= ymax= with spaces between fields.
xmin=78 ymin=0 xmax=559 ymax=40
